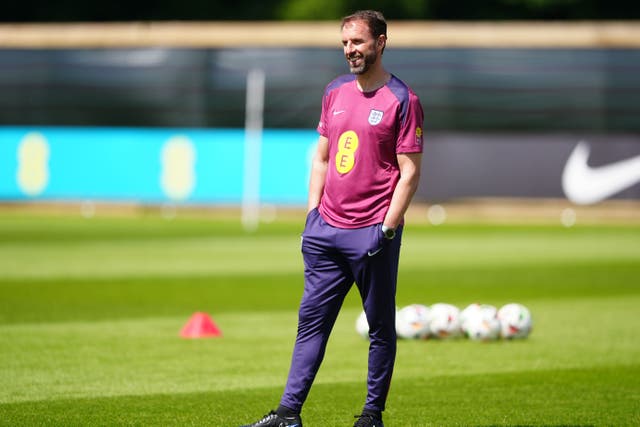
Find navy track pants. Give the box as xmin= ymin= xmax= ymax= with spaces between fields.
xmin=280 ymin=208 xmax=402 ymax=413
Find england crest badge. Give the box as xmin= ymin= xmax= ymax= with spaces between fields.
xmin=368 ymin=109 xmax=384 ymax=125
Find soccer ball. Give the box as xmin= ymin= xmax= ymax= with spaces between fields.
xmin=466 ymin=315 xmax=501 ymax=341
xmin=427 ymin=303 xmax=462 ymax=339
xmin=461 ymin=304 xmax=501 ymax=341
xmin=497 ymin=303 xmax=533 ymax=339
xmin=395 ymin=304 xmax=430 ymax=339
xmin=355 ymin=310 xmax=369 ymax=339
xmin=460 ymin=303 xmax=487 ymax=332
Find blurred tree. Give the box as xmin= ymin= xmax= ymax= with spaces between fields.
xmin=2 ymin=0 xmax=280 ymax=22
xmin=275 ymin=0 xmax=431 ymax=20
xmin=1 ymin=0 xmax=638 ymax=21
xmin=427 ymin=0 xmax=637 ymax=20
xmin=276 ymin=0 xmax=346 ymax=20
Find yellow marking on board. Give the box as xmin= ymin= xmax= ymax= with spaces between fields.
xmin=161 ymin=136 xmax=196 ymax=200
xmin=17 ymin=132 xmax=49 ymax=196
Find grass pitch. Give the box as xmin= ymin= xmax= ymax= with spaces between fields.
xmin=0 ymin=210 xmax=639 ymax=426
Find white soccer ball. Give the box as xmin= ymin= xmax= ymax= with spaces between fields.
xmin=355 ymin=310 xmax=369 ymax=339
xmin=466 ymin=315 xmax=501 ymax=341
xmin=395 ymin=304 xmax=431 ymax=339
xmin=464 ymin=309 xmax=501 ymax=342
xmin=460 ymin=303 xmax=482 ymax=333
xmin=460 ymin=303 xmax=499 ymax=338
xmin=497 ymin=303 xmax=533 ymax=339
xmin=428 ymin=303 xmax=462 ymax=339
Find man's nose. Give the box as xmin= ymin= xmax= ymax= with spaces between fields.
xmin=344 ymin=41 xmax=355 ymax=53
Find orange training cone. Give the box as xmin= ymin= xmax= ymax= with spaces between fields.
xmin=180 ymin=312 xmax=223 ymax=338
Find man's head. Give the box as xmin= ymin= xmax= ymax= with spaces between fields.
xmin=341 ymin=10 xmax=387 ymax=75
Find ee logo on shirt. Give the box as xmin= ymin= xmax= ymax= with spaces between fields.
xmin=335 ymin=130 xmax=359 ymax=174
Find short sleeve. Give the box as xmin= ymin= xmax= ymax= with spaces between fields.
xmin=317 ymin=87 xmax=330 ymax=137
xmin=396 ymin=91 xmax=424 ymax=154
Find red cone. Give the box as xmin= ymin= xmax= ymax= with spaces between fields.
xmin=180 ymin=312 xmax=223 ymax=338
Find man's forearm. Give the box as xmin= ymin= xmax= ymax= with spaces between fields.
xmin=383 ymin=152 xmax=422 ymax=229
xmin=383 ymin=175 xmax=420 ymax=229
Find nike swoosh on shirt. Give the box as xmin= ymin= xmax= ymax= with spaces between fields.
xmin=333 ymin=110 xmax=346 ymax=115
xmin=562 ymin=141 xmax=640 ymax=204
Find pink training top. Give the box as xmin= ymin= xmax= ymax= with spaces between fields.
xmin=316 ymin=74 xmax=424 ymax=229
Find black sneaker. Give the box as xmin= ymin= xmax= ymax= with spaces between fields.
xmin=240 ymin=410 xmax=302 ymax=427
xmin=353 ymin=413 xmax=384 ymax=427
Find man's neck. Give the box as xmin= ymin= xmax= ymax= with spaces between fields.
xmin=356 ymin=67 xmax=390 ymax=93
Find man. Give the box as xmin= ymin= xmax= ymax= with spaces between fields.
xmin=241 ymin=10 xmax=423 ymax=427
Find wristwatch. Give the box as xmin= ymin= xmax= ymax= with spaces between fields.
xmin=381 ymin=225 xmax=396 ymax=240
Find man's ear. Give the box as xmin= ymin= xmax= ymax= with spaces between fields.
xmin=377 ymin=35 xmax=387 ymax=50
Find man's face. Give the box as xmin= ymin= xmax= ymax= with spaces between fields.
xmin=341 ymin=20 xmax=383 ymax=75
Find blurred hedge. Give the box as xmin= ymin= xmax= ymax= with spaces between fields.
xmin=3 ymin=0 xmax=639 ymax=22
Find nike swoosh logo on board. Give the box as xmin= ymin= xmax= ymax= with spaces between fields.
xmin=562 ymin=141 xmax=640 ymax=204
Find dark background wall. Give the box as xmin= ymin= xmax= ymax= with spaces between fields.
xmin=1 ymin=47 xmax=638 ymax=203
xmin=2 ymin=47 xmax=639 ymax=132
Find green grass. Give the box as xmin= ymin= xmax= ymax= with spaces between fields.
xmin=0 ymin=212 xmax=639 ymax=426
